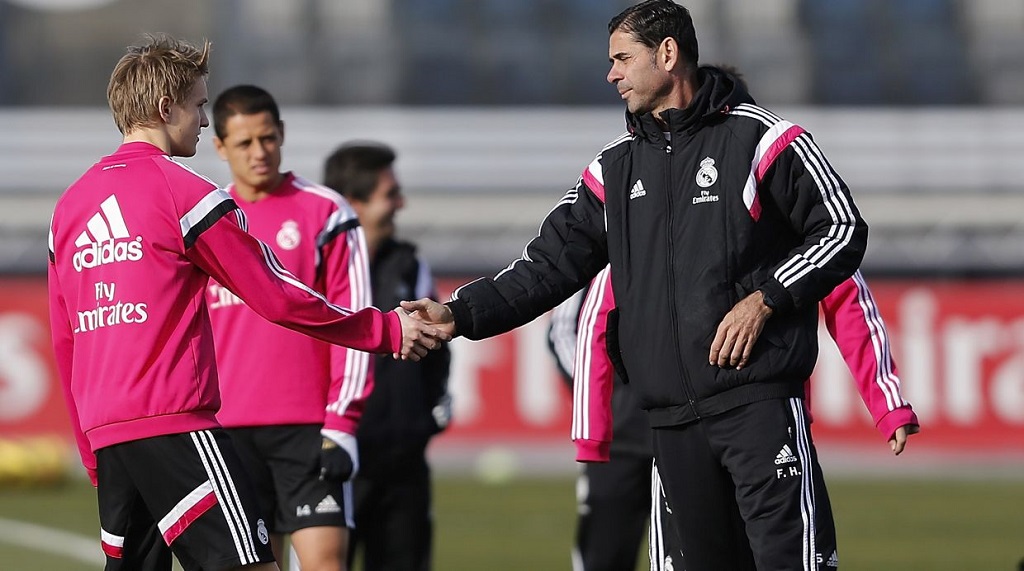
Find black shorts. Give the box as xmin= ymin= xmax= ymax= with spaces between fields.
xmin=226 ymin=424 xmax=353 ymax=533
xmin=96 ymin=429 xmax=274 ymax=571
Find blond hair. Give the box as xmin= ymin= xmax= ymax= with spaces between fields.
xmin=107 ymin=34 xmax=211 ymax=135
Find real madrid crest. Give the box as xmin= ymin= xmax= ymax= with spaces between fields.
xmin=276 ymin=220 xmax=301 ymax=250
xmin=695 ymin=157 xmax=718 ymax=188
xmin=256 ymin=518 xmax=269 ymax=545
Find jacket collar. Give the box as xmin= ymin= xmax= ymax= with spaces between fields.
xmin=625 ymin=65 xmax=754 ymax=143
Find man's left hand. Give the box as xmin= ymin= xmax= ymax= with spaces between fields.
xmin=709 ymin=291 xmax=773 ymax=370
xmin=889 ymin=424 xmax=920 ymax=456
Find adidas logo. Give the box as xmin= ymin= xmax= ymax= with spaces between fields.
xmin=629 ymin=179 xmax=647 ymax=199
xmin=774 ymin=444 xmax=797 ymax=465
xmin=314 ymin=494 xmax=341 ymax=514
xmin=826 ymin=550 xmax=838 ymax=567
xmin=72 ymin=195 xmax=143 ymax=273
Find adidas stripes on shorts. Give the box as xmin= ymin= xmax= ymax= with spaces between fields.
xmin=226 ymin=424 xmax=354 ymax=534
xmin=96 ymin=428 xmax=274 ymax=571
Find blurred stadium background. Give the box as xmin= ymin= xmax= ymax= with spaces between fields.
xmin=1 ymin=0 xmax=1024 ymax=569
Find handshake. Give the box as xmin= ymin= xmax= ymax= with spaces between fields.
xmin=391 ymin=298 xmax=456 ymax=362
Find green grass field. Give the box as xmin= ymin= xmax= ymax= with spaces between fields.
xmin=1 ymin=476 xmax=1022 ymax=570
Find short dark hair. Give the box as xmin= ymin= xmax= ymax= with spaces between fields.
xmin=212 ymin=84 xmax=281 ymax=139
xmin=609 ymin=0 xmax=698 ymax=68
xmin=322 ymin=142 xmax=396 ymax=203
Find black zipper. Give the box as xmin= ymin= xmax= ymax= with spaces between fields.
xmin=662 ymin=137 xmax=700 ymax=420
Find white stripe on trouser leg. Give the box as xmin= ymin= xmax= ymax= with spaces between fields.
xmin=571 ymin=545 xmax=583 ymax=571
xmin=192 ymin=431 xmax=256 ymax=564
xmin=190 ymin=432 xmax=248 ymax=563
xmin=199 ymin=431 xmax=259 ymax=563
xmin=788 ymin=399 xmax=816 ymax=571
xmin=190 ymin=431 xmax=257 ymax=564
xmin=649 ymin=461 xmax=666 ymax=571
xmin=342 ymin=480 xmax=355 ymax=529
xmin=571 ymin=468 xmax=588 ymax=571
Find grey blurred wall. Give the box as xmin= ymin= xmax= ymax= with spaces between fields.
xmin=1 ymin=0 xmax=1023 ymax=276
xmin=3 ymin=106 xmax=1024 ymax=276
xmin=2 ymin=0 xmax=1022 ymax=107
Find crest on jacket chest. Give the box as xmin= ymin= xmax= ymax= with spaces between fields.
xmin=276 ymin=220 xmax=301 ymax=250
xmin=693 ymin=157 xmax=721 ymax=205
xmin=695 ymin=157 xmax=718 ymax=188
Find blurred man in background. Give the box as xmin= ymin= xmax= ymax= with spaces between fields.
xmin=548 ymin=282 xmax=659 ymax=571
xmin=208 ymin=85 xmax=374 ymax=571
xmin=324 ymin=142 xmax=452 ymax=571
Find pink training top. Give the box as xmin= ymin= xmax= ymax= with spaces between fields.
xmin=47 ymin=142 xmax=400 ymax=479
xmin=572 ymin=268 xmax=919 ymax=462
xmin=209 ymin=173 xmax=374 ymax=434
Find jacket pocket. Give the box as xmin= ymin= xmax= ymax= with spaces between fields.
xmin=605 ymin=307 xmax=631 ymax=384
xmin=759 ymin=322 xmax=790 ymax=350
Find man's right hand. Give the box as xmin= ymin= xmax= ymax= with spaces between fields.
xmin=393 ymin=308 xmax=451 ymax=361
xmin=709 ymin=291 xmax=772 ymax=369
xmin=400 ymin=298 xmax=457 ymax=338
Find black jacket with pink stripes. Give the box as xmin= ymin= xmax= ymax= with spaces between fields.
xmin=448 ymin=66 xmax=867 ymax=427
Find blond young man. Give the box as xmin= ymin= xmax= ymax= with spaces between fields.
xmin=47 ymin=36 xmax=444 ymax=571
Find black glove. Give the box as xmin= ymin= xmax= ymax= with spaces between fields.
xmin=319 ymin=437 xmax=354 ymax=482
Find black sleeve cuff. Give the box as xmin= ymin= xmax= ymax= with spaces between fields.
xmin=445 ymin=299 xmax=472 ymax=339
xmin=758 ymin=279 xmax=794 ymax=316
